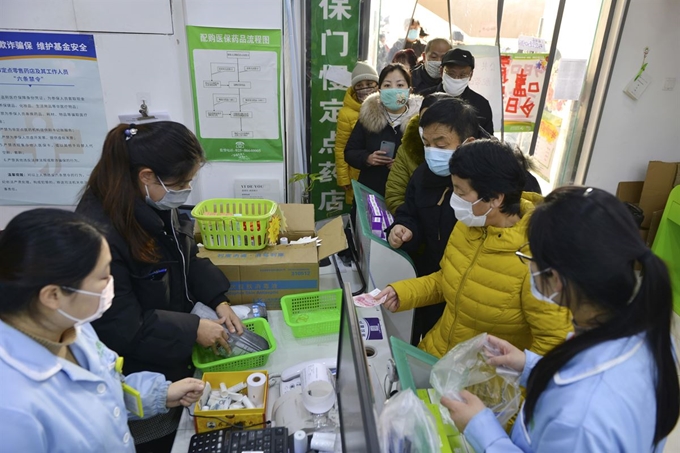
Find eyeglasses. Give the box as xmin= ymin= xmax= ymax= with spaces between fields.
xmin=355 ymin=84 xmax=378 ymax=93
xmin=515 ymin=242 xmax=534 ymax=264
xmin=443 ymin=68 xmax=472 ymax=79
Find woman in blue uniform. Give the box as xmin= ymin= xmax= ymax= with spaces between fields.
xmin=0 ymin=209 xmax=205 ymax=452
xmin=443 ymin=186 xmax=679 ymax=453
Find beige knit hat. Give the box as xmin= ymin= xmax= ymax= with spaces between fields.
xmin=351 ymin=61 xmax=379 ymax=87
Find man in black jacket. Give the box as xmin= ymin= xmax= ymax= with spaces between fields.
xmin=387 ymin=98 xmax=540 ymax=345
xmin=411 ymin=38 xmax=452 ymax=95
xmin=421 ymin=48 xmax=495 ymax=136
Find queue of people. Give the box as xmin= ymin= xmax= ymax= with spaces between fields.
xmin=0 ymin=39 xmax=678 ymax=453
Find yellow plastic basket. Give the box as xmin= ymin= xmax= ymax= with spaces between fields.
xmin=281 ymin=289 xmax=342 ymax=338
xmin=191 ymin=198 xmax=277 ymax=251
xmin=192 ymin=318 xmax=277 ymax=372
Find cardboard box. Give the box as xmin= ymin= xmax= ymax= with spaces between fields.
xmin=198 ymin=204 xmax=347 ymax=309
xmin=638 ymin=161 xmax=680 ymax=229
xmin=194 ymin=370 xmax=268 ymax=433
xmin=616 ymin=161 xmax=680 ymax=247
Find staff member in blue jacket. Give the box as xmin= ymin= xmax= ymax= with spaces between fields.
xmin=442 ymin=187 xmax=679 ymax=452
xmin=76 ymin=121 xmax=244 ymax=451
xmin=0 ymin=209 xmax=205 ymax=452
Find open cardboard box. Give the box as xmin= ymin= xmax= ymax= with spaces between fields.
xmin=616 ymin=161 xmax=680 ymax=246
xmin=197 ymin=204 xmax=347 ymax=309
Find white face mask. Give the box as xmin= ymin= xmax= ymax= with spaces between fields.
xmin=443 ymin=74 xmax=469 ymax=97
xmin=145 ymin=178 xmax=192 ymax=210
xmin=425 ymin=61 xmax=441 ymax=79
xmin=529 ymin=267 xmax=560 ymax=304
xmin=449 ymin=191 xmax=492 ymax=227
xmin=59 ymin=277 xmax=115 ymax=327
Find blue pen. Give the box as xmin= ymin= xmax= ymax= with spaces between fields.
xmin=147 ymin=268 xmax=167 ymax=279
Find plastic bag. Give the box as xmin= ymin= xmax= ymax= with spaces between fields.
xmin=430 ymin=333 xmax=521 ymax=429
xmin=378 ymin=388 xmax=441 ymax=453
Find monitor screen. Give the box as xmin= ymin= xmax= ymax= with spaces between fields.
xmin=335 ymin=281 xmax=381 ymax=452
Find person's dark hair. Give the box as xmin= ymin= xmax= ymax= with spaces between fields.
xmin=524 ymin=186 xmax=679 ymax=446
xmin=420 ymin=97 xmax=480 ymax=144
xmin=448 ymin=139 xmax=525 ymax=215
xmin=83 ymin=121 xmax=205 ymax=263
xmin=419 ymin=92 xmax=454 ymax=113
xmin=514 ymin=149 xmax=542 ymax=195
xmin=378 ymin=63 xmax=412 ymax=87
xmin=0 ymin=209 xmax=104 ymax=316
xmin=392 ymin=49 xmax=417 ymax=69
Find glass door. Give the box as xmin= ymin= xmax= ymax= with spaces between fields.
xmin=367 ymin=0 xmax=624 ymax=193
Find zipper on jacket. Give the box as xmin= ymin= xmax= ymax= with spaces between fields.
xmin=447 ymin=228 xmax=487 ymax=351
xmin=436 ymin=188 xmax=450 ymax=242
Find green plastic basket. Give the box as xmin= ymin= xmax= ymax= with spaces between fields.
xmin=191 ymin=198 xmax=277 ymax=251
xmin=192 ymin=317 xmax=277 ymax=372
xmin=281 ymin=289 xmax=342 ymax=338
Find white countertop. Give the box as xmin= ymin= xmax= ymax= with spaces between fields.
xmin=170 ymin=310 xmax=340 ymax=453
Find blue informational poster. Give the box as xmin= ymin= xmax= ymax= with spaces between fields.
xmin=0 ymin=31 xmax=107 ymax=205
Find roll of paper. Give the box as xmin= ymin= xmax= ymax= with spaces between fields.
xmin=247 ymin=372 xmax=267 ymax=407
xmin=310 ymin=432 xmax=336 ymax=451
xmin=241 ymin=395 xmax=255 ymax=409
xmin=219 ymin=382 xmax=228 ymax=397
xmin=293 ymin=430 xmax=307 ymax=453
xmin=228 ymin=381 xmax=247 ymax=393
xmin=300 ymin=363 xmax=335 ymax=415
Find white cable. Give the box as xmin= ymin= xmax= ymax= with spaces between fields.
xmin=170 ymin=211 xmax=192 ymax=304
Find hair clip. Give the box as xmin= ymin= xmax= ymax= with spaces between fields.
xmin=125 ymin=124 xmax=138 ymax=141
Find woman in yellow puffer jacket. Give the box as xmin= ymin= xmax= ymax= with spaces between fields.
xmin=378 ymin=140 xmax=572 ymax=357
xmin=334 ymin=62 xmax=379 ymax=205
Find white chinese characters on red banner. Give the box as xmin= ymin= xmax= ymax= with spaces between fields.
xmin=500 ymin=53 xmax=549 ymax=132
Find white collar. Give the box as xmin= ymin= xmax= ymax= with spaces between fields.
xmin=553 ymin=335 xmax=645 ymax=385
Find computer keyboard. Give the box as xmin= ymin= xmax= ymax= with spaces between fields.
xmin=188 ymin=426 xmax=289 ymax=453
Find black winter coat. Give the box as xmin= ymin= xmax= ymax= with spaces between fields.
xmin=390 ymin=164 xmax=456 ymax=276
xmin=76 ymin=191 xmax=231 ymax=381
xmin=344 ymin=92 xmax=422 ymax=196
xmin=411 ymin=64 xmax=442 ymax=95
xmin=420 ymin=85 xmax=495 ymax=136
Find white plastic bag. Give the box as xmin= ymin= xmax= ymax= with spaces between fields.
xmin=430 ymin=333 xmax=521 ymax=429
xmin=378 ymin=388 xmax=441 ymax=453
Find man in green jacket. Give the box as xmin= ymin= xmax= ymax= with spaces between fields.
xmin=384 ymin=93 xmax=453 ymax=213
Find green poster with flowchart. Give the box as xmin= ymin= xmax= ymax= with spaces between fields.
xmin=186 ymin=27 xmax=283 ymax=162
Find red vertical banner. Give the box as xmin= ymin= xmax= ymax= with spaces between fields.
xmin=500 ymin=53 xmax=549 ymax=132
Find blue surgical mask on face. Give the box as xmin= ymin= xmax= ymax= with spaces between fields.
xmin=145 ymin=178 xmax=192 ymax=210
xmin=407 ymin=29 xmax=419 ymax=41
xmin=424 ymin=147 xmax=454 ymax=176
xmin=380 ymin=88 xmax=410 ymax=111
xmin=529 ymin=266 xmax=560 ymax=304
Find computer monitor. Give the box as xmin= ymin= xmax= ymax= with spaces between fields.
xmin=335 ymin=281 xmax=381 ymax=452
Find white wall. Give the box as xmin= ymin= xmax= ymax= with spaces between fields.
xmin=0 ymin=0 xmax=287 ymax=228
xmin=585 ymin=0 xmax=680 ymax=193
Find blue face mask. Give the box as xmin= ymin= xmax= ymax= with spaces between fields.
xmin=407 ymin=29 xmax=419 ymax=41
xmin=380 ymin=88 xmax=410 ymax=111
xmin=424 ymin=147 xmax=454 ymax=176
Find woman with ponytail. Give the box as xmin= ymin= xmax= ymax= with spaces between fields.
xmin=76 ymin=122 xmax=244 ymax=452
xmin=441 ymin=186 xmax=679 ymax=452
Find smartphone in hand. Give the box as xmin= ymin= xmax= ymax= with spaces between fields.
xmin=380 ymin=141 xmax=396 ymax=158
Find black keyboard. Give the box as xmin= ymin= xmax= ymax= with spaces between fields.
xmin=188 ymin=427 xmax=289 ymax=453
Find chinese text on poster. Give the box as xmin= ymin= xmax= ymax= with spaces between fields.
xmin=187 ymin=27 xmax=283 ymax=162
xmin=0 ymin=31 xmax=107 ymax=205
xmin=309 ymin=0 xmax=361 ymax=220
